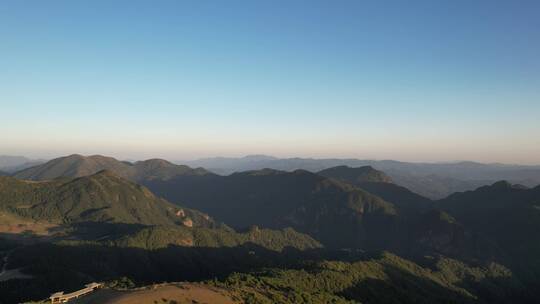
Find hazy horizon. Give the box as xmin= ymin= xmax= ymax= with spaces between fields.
xmin=2 ymin=1 xmax=539 ymax=164
xmin=3 ymin=151 xmax=540 ymax=167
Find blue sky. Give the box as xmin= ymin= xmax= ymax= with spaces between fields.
xmin=1 ymin=1 xmax=539 ymax=163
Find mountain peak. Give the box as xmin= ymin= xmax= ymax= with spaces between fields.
xmin=492 ymin=180 xmax=512 ymax=187
xmin=0 ymin=172 xmax=215 ymax=228
xmin=64 ymin=153 xmax=85 ymax=160
xmin=14 ymin=154 xmax=209 ymax=182
xmin=489 ymin=180 xmax=527 ymax=190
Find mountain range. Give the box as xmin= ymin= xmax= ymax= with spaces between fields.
xmin=439 ymin=181 xmax=540 ymax=271
xmin=145 ymin=167 xmax=408 ymax=249
xmin=183 ymin=155 xmax=540 ymax=198
xmin=7 ymin=153 xmax=540 ymax=199
xmin=13 ymin=154 xmax=209 ymax=182
xmin=2 ymin=154 xmax=540 ymax=303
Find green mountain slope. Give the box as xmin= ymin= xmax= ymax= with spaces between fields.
xmin=13 ymin=154 xmax=210 ymax=182
xmin=143 ymin=169 xmax=408 ymax=249
xmin=317 ymin=165 xmax=433 ymax=213
xmin=215 ymin=252 xmax=527 ymax=304
xmin=110 ymin=225 xmax=322 ymax=251
xmin=144 ymin=169 xmax=499 ymax=258
xmin=0 ymin=170 xmax=213 ymax=227
xmin=355 ymin=182 xmax=433 ymax=213
xmin=438 ymin=181 xmax=540 ymax=269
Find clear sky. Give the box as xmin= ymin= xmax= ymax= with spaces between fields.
xmin=1 ymin=1 xmax=539 ymax=164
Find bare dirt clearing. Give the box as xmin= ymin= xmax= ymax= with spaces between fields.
xmin=71 ymin=283 xmax=241 ymax=304
xmin=0 ymin=212 xmax=57 ymax=236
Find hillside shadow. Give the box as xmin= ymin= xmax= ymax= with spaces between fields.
xmin=0 ymin=222 xmax=536 ymax=304
xmin=338 ymin=260 xmax=538 ymax=304
xmin=337 ymin=259 xmax=484 ymax=304
xmin=0 ymin=238 xmax=331 ymax=303
xmin=338 ymin=265 xmax=476 ymax=304
xmin=65 ymin=221 xmax=148 ymax=241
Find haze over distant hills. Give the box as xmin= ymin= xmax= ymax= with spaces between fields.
xmin=6 ymin=153 xmax=540 ymax=199
xmin=183 ymin=155 xmax=540 ymax=198
xmin=0 ymin=155 xmax=32 ymax=168
xmin=0 ymin=155 xmax=45 ymax=173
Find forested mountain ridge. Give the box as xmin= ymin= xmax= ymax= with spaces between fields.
xmin=318 ymin=165 xmax=433 ymax=213
xmin=143 ymin=168 xmax=406 ymax=249
xmin=0 ymin=170 xmax=213 ymax=227
xmin=185 ymin=156 xmax=540 ymax=198
xmin=438 ymin=181 xmax=540 ymax=273
xmin=3 ymin=155 xmax=540 ymax=304
xmin=13 ymin=154 xmax=211 ymax=182
xmin=0 ymin=170 xmax=324 ymax=303
xmin=143 ymin=168 xmax=476 ymax=255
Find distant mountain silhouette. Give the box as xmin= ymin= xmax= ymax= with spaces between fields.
xmin=184 ymin=156 xmax=540 ymax=198
xmin=13 ymin=154 xmax=210 ymax=182
xmin=0 ymin=155 xmax=45 ymax=173
xmin=0 ymin=155 xmax=33 ymax=168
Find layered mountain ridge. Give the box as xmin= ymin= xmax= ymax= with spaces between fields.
xmin=144 ymin=167 xmax=448 ymax=251
xmin=3 ymin=154 xmax=540 ymax=303
xmin=14 ymin=154 xmax=210 ymax=182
